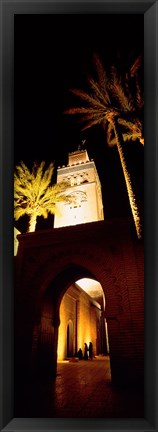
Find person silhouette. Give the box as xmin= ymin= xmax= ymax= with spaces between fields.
xmin=84 ymin=342 xmax=88 ymax=360
xmin=89 ymin=342 xmax=93 ymax=360
xmin=77 ymin=348 xmax=83 ymax=359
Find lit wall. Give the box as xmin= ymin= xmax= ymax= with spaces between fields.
xmin=54 ymin=182 xmax=101 ymax=228
xmin=57 ymin=288 xmax=77 ymax=360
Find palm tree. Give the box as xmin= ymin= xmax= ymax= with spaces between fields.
xmin=14 ymin=161 xmax=68 ymax=232
xmin=64 ymin=53 xmax=143 ymax=239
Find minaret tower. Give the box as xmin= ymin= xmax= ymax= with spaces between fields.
xmin=54 ymin=147 xmax=104 ymax=228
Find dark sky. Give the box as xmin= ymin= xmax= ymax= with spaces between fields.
xmin=14 ymin=14 xmax=144 ymax=231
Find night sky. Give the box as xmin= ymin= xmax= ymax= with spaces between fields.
xmin=14 ymin=14 xmax=144 ymax=232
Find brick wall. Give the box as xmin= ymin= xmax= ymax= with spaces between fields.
xmin=15 ymin=219 xmax=144 ymax=386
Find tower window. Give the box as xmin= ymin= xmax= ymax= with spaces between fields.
xmin=76 ymin=176 xmax=81 ymax=185
xmin=71 ymin=177 xmax=75 ymax=186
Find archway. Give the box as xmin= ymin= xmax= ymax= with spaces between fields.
xmin=15 ymin=221 xmax=144 ymax=417
xmin=33 ymin=265 xmax=113 ymax=384
xmin=32 ymin=264 xmax=101 ymax=376
xmin=16 ymin=233 xmax=144 ymax=389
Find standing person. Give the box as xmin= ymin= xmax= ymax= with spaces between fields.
xmin=89 ymin=342 xmax=93 ymax=360
xmin=84 ymin=343 xmax=88 ymax=360
xmin=77 ymin=348 xmax=83 ymax=360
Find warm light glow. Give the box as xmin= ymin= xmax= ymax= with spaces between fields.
xmin=57 ymin=299 xmax=67 ymax=360
xmin=77 ymin=299 xmax=91 ymax=350
xmin=76 ymin=278 xmax=104 ymax=300
xmin=105 ymin=319 xmax=110 ymax=354
xmin=57 ymin=283 xmax=102 ymax=361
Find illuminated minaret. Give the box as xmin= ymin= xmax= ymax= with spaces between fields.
xmin=54 ymin=147 xmax=104 ymax=228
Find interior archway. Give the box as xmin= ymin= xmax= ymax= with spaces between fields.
xmin=57 ymin=277 xmax=110 ymax=362
xmin=32 ymin=263 xmax=114 ymax=380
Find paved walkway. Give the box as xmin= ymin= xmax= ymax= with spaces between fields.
xmin=18 ymin=355 xmax=144 ymax=418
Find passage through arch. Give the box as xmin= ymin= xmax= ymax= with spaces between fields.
xmin=57 ymin=277 xmax=109 ymax=362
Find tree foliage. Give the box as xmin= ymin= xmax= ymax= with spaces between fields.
xmin=64 ymin=53 xmax=144 ymax=239
xmin=65 ymin=53 xmax=144 ymax=145
xmin=14 ymin=161 xmax=68 ymax=232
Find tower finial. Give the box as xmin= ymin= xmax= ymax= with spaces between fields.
xmin=81 ymin=139 xmax=86 ymax=148
xmin=78 ymin=139 xmax=86 ymax=151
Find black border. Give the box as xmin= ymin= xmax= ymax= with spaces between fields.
xmin=0 ymin=1 xmax=157 ymax=431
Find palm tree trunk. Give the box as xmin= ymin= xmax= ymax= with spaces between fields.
xmin=112 ymin=118 xmax=142 ymax=239
xmin=28 ymin=213 xmax=37 ymax=232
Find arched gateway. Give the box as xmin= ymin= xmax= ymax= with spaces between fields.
xmin=15 ymin=219 xmax=144 ymax=391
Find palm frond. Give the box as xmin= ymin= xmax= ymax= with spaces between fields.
xmin=111 ymin=66 xmax=133 ymax=112
xmin=135 ymin=80 xmax=143 ymax=109
xmin=130 ymin=55 xmax=142 ymax=77
xmin=88 ymin=75 xmax=110 ymax=105
xmin=14 ymin=207 xmax=29 ymax=220
xmin=64 ymin=107 xmax=101 ymax=115
xmin=81 ymin=117 xmax=104 ymax=131
xmin=92 ymin=53 xmax=110 ymax=97
xmin=69 ymin=88 xmax=107 ymax=111
xmin=122 ymin=132 xmax=139 ymax=142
